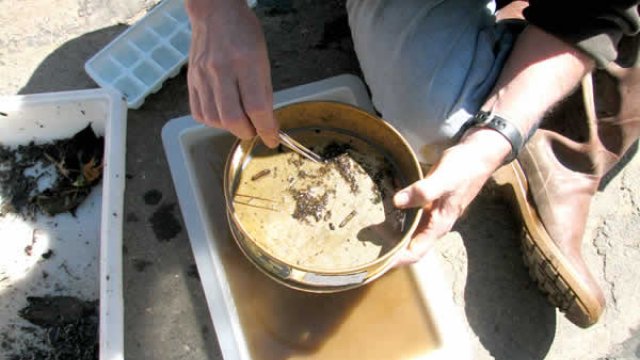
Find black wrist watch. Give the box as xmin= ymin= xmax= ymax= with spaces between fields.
xmin=457 ymin=110 xmax=524 ymax=164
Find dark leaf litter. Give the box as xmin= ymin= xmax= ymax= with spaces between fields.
xmin=0 ymin=126 xmax=103 ymax=359
xmin=0 ymin=124 xmax=104 ymax=218
xmin=5 ymin=296 xmax=98 ymax=360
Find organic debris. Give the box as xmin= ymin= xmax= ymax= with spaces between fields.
xmin=41 ymin=249 xmax=54 ymax=259
xmin=339 ymin=210 xmax=357 ymax=228
xmin=320 ymin=141 xmax=351 ymax=160
xmin=8 ymin=296 xmax=99 ymax=360
xmin=0 ymin=124 xmax=104 ymax=218
xmin=290 ymin=188 xmax=329 ymax=223
xmin=287 ymin=142 xmax=377 ymax=224
xmin=332 ymin=153 xmax=359 ymax=193
xmin=23 ymin=230 xmax=37 ymax=256
xmin=318 ymin=141 xmax=361 ymax=193
xmin=251 ymin=169 xmax=271 ymax=181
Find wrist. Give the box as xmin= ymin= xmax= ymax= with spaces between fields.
xmin=456 ymin=110 xmax=525 ymax=164
xmin=480 ymin=98 xmax=535 ymax=138
xmin=458 ymin=127 xmax=512 ymax=170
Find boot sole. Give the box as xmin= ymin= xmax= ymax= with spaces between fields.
xmin=493 ymin=162 xmax=604 ymax=327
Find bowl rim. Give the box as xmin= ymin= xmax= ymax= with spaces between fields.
xmin=223 ymin=100 xmax=424 ymax=276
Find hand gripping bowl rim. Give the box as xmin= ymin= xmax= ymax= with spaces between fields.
xmin=223 ymin=101 xmax=424 ymax=290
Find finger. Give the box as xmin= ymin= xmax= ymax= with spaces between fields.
xmin=198 ymin=84 xmax=222 ymax=128
xmin=238 ymin=65 xmax=279 ymax=148
xmin=237 ymin=61 xmax=275 ymax=119
xmin=395 ymin=204 xmax=458 ymax=267
xmin=188 ymin=68 xmax=221 ymax=127
xmin=392 ymin=215 xmax=437 ymax=267
xmin=393 ymin=248 xmax=423 ymax=267
xmin=187 ymin=69 xmax=204 ymax=123
xmin=392 ymin=229 xmax=439 ymax=267
xmin=393 ymin=178 xmax=442 ymax=209
xmin=213 ymin=72 xmax=256 ymax=140
xmin=407 ymin=228 xmax=437 ymax=260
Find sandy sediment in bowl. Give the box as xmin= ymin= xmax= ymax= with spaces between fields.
xmin=232 ymin=129 xmax=407 ymax=272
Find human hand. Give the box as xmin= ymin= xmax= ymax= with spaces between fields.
xmin=390 ymin=25 xmax=595 ymax=267
xmin=392 ymin=129 xmax=511 ymax=266
xmin=186 ymin=0 xmax=279 ymax=147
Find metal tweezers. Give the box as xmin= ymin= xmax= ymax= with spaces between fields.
xmin=278 ymin=130 xmax=324 ymax=164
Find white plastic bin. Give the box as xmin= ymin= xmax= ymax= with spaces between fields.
xmin=0 ymin=89 xmax=127 ymax=360
xmin=162 ymin=74 xmax=471 ymax=360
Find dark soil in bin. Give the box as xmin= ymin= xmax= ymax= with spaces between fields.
xmin=0 ymin=125 xmax=104 ymax=359
xmin=0 ymin=124 xmax=104 ymax=219
xmin=3 ymin=296 xmax=99 ymax=360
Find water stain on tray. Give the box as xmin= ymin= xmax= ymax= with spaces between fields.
xmin=219 ymin=233 xmax=439 ymax=360
xmin=187 ymin=131 xmax=438 ymax=360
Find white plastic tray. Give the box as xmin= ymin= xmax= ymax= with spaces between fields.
xmin=0 ymin=89 xmax=127 ymax=360
xmin=85 ymin=0 xmax=256 ymax=109
xmin=162 ymin=74 xmax=471 ymax=360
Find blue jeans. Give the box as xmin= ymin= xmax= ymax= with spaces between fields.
xmin=347 ymin=0 xmax=524 ymax=162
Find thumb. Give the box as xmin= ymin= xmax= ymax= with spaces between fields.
xmin=392 ymin=214 xmax=438 ymax=267
xmin=393 ymin=178 xmax=442 ymax=209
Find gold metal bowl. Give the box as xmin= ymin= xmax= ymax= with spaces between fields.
xmin=224 ymin=101 xmax=423 ymax=292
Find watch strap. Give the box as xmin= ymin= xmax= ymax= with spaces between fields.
xmin=457 ymin=111 xmax=524 ymax=164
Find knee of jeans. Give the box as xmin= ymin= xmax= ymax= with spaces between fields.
xmin=374 ymin=95 xmax=451 ymax=145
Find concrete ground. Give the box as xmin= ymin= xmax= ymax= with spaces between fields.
xmin=1 ymin=0 xmax=639 ymax=359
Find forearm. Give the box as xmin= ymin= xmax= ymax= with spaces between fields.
xmin=393 ymin=21 xmax=601 ymax=266
xmin=461 ymin=25 xmax=595 ymax=167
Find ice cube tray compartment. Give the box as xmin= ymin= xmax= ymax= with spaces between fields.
xmin=86 ymin=0 xmax=256 ymax=109
xmin=151 ymin=46 xmax=182 ymax=70
xmin=170 ymin=30 xmax=190 ymax=54
xmin=148 ymin=12 xmax=180 ymax=37
xmin=111 ymin=42 xmax=142 ymax=68
xmin=85 ymin=0 xmax=191 ymax=109
xmin=133 ymin=61 xmax=164 ymax=86
xmin=129 ymin=27 xmax=160 ymax=53
xmin=90 ymin=56 xmax=122 ymax=85
xmin=114 ymin=76 xmax=145 ymax=101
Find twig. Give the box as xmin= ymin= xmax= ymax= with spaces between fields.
xmin=234 ymin=193 xmax=280 ymax=211
xmin=250 ymin=169 xmax=271 ymax=181
xmin=339 ymin=210 xmax=357 ymax=228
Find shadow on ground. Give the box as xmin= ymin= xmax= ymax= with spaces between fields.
xmin=19 ymin=25 xmax=126 ymax=95
xmin=15 ymin=0 xmax=561 ymax=359
xmin=455 ymin=185 xmax=557 ymax=360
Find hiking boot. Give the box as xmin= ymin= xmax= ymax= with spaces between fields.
xmin=493 ymin=66 xmax=640 ymax=327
